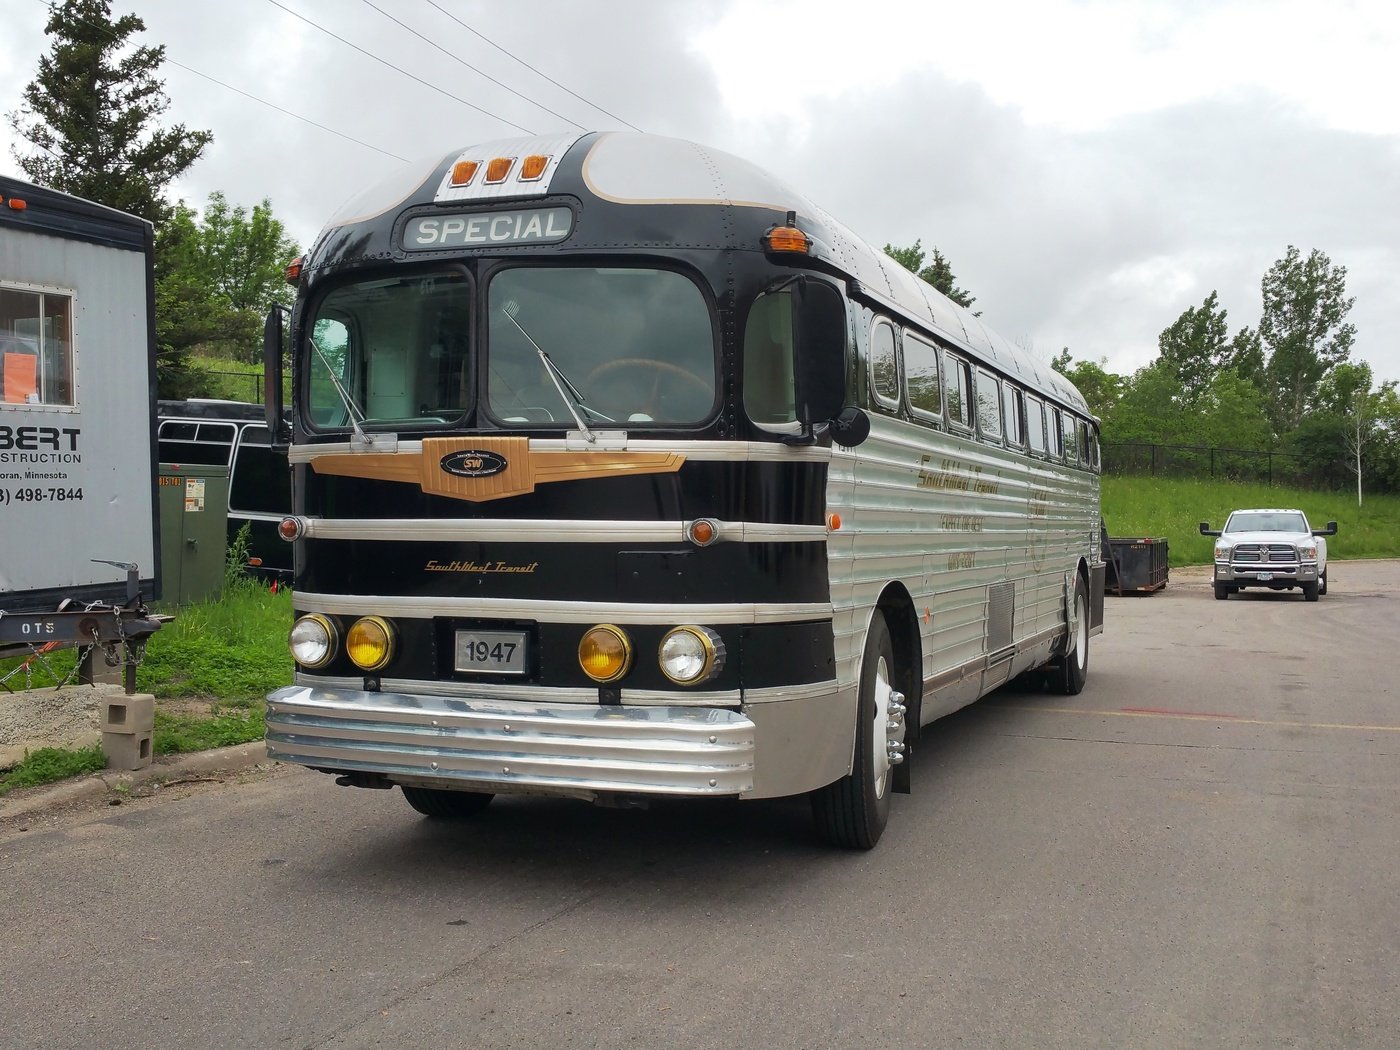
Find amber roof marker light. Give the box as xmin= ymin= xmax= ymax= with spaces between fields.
xmin=763 ymin=209 xmax=811 ymax=254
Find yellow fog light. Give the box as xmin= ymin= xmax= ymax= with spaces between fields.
xmin=658 ymin=625 xmax=725 ymax=685
xmin=289 ymin=614 xmax=338 ymax=669
xmin=346 ymin=616 xmax=396 ymax=672
xmin=578 ymin=624 xmax=632 ymax=683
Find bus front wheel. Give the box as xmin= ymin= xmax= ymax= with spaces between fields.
xmin=810 ymin=611 xmax=902 ymax=850
xmin=1050 ymin=575 xmax=1090 ymax=695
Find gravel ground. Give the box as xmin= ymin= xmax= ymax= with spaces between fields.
xmin=0 ymin=683 xmax=127 ymax=768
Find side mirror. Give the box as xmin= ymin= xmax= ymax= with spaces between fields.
xmin=793 ymin=278 xmax=848 ymax=430
xmin=1199 ymin=521 xmax=1220 ymax=537
xmin=1315 ymin=521 xmax=1338 ymax=536
xmin=263 ymin=306 xmax=290 ymax=446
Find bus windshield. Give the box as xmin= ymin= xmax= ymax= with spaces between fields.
xmin=307 ymin=270 xmax=472 ymax=429
xmin=487 ymin=266 xmax=715 ymax=427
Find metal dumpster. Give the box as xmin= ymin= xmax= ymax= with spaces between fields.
xmin=1106 ymin=536 xmax=1169 ymax=595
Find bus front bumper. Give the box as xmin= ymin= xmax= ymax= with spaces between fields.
xmin=265 ymin=685 xmax=761 ymax=799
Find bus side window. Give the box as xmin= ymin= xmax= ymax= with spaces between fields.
xmin=1002 ymin=383 xmax=1024 ymax=448
xmin=1062 ymin=411 xmax=1079 ymax=466
xmin=902 ymin=330 xmax=942 ymax=424
xmin=944 ymin=355 xmax=973 ymax=429
xmin=869 ymin=319 xmax=899 ymax=410
xmin=1048 ymin=407 xmax=1064 ymax=460
xmin=742 ymin=289 xmax=797 ymax=427
xmin=975 ymin=368 xmax=1002 ymax=441
xmin=1087 ymin=423 xmax=1101 ymax=472
xmin=1025 ymin=395 xmax=1046 ymax=455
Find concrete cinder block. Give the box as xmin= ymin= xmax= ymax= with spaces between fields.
xmin=98 ymin=694 xmax=155 ymax=734
xmin=101 ymin=730 xmax=153 ymax=771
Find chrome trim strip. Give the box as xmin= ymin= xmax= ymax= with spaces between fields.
xmin=288 ymin=438 xmax=832 ymax=465
xmin=294 ymin=592 xmax=832 ymax=625
xmin=740 ymin=680 xmax=839 ymax=704
xmin=296 ymin=517 xmax=828 ymax=544
xmin=265 ymin=685 xmax=756 ymax=796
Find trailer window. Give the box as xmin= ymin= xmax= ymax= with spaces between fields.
xmin=1 ymin=285 xmax=73 ymax=407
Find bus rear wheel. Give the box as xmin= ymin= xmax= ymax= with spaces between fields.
xmin=810 ymin=612 xmax=903 ymax=850
xmin=1050 ymin=575 xmax=1090 ymax=695
xmin=402 ymin=785 xmax=494 ymax=818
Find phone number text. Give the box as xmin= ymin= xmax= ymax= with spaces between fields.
xmin=0 ymin=487 xmax=84 ymax=505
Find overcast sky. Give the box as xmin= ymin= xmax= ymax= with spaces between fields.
xmin=3 ymin=0 xmax=1398 ymax=384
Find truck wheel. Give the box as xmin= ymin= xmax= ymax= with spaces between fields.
xmin=811 ymin=611 xmax=901 ymax=850
xmin=1302 ymin=581 xmax=1320 ymax=602
xmin=1319 ymin=568 xmax=1328 ymax=595
xmin=1050 ymin=574 xmax=1090 ymax=695
xmin=402 ymin=786 xmax=494 ymax=818
xmin=1214 ymin=583 xmax=1230 ymax=600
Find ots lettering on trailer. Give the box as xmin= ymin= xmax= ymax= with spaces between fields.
xmin=403 ymin=207 xmax=573 ymax=250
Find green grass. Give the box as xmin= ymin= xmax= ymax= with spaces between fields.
xmin=154 ymin=704 xmax=266 ymax=755
xmin=1102 ymin=475 xmax=1400 ymax=567
xmin=0 ymin=744 xmax=107 ymax=794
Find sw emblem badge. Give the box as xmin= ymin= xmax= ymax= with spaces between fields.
xmin=440 ymin=449 xmax=508 ymax=478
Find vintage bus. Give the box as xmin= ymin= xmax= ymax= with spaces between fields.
xmin=263 ymin=132 xmax=1104 ymax=848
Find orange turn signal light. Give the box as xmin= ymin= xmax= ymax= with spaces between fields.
xmin=827 ymin=513 xmax=842 ymax=531
xmin=5 ymin=196 xmax=28 ymax=211
xmin=485 ymin=157 xmax=514 ymax=183
xmin=764 ymin=225 xmax=811 ymax=253
xmin=450 ymin=159 xmax=480 ymax=186
xmin=520 ymin=154 xmax=550 ymax=180
xmin=284 ymin=256 xmax=303 ymax=284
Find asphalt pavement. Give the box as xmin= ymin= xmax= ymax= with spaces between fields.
xmin=2 ymin=561 xmax=1397 ymax=1049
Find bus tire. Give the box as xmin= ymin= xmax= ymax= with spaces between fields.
xmin=402 ymin=785 xmax=494 ymax=818
xmin=810 ymin=612 xmax=899 ymax=850
xmin=1051 ymin=574 xmax=1090 ymax=695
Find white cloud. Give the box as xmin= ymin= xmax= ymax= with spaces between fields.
xmin=1 ymin=0 xmax=1397 ymax=383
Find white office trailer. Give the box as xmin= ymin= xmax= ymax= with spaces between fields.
xmin=0 ymin=175 xmax=159 ymax=616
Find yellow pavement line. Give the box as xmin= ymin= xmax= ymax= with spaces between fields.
xmin=994 ymin=704 xmax=1400 ymax=734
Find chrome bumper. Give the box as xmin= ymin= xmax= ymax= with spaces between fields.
xmin=265 ymin=685 xmax=757 ymax=797
xmin=1215 ymin=561 xmax=1318 ymax=583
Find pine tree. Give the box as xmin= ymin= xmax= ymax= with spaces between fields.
xmin=6 ymin=0 xmax=212 ymax=225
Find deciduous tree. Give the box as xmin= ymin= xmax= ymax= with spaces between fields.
xmin=1259 ymin=246 xmax=1356 ymax=433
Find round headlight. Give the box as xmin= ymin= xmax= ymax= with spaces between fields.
xmin=289 ymin=614 xmax=337 ymax=668
xmin=578 ymin=624 xmax=632 ymax=683
xmin=346 ymin=616 xmax=396 ymax=672
xmin=659 ymin=625 xmax=724 ymax=685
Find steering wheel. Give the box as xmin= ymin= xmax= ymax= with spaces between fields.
xmin=584 ymin=358 xmax=712 ymax=416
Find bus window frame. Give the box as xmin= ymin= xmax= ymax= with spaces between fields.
xmin=867 ymin=316 xmax=901 ymax=414
xmin=1002 ymin=382 xmax=1025 ymax=449
xmin=943 ymin=352 xmax=974 ymax=434
xmin=1061 ymin=410 xmax=1080 ymax=467
xmin=1048 ymin=406 xmax=1065 ymax=461
xmin=974 ymin=366 xmax=1003 ymax=444
xmin=1024 ymin=394 xmax=1047 ymax=456
xmin=900 ymin=327 xmax=944 ymax=427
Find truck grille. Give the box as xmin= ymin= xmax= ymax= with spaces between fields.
xmin=1233 ymin=543 xmax=1298 ymax=565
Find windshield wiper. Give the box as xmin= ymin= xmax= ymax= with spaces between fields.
xmin=310 ymin=333 xmax=371 ymax=444
xmin=500 ymin=301 xmax=610 ymax=442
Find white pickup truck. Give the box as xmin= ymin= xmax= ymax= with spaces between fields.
xmin=1199 ymin=509 xmax=1337 ymax=602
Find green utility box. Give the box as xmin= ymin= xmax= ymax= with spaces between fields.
xmin=158 ymin=463 xmax=230 ymax=605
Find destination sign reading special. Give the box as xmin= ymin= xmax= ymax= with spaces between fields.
xmin=403 ymin=207 xmax=573 ymax=250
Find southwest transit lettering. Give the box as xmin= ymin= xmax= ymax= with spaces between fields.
xmin=916 ymin=455 xmax=999 ymax=495
xmin=426 ymin=559 xmax=539 ymax=574
xmin=406 ymin=207 xmax=572 ymax=250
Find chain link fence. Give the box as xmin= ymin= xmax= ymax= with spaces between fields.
xmin=1103 ymin=442 xmax=1321 ymax=487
